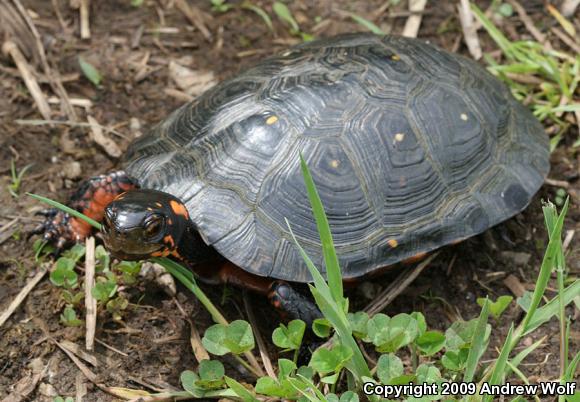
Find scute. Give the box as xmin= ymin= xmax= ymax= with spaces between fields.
xmin=124 ymin=33 xmax=549 ymax=282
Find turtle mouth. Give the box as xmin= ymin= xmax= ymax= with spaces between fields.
xmin=102 ymin=229 xmax=167 ymax=261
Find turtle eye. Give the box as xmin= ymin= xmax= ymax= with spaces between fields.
xmin=144 ymin=216 xmax=164 ymax=239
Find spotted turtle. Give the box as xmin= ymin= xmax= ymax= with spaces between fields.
xmin=36 ymin=33 xmax=549 ymax=323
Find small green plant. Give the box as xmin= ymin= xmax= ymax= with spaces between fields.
xmin=272 ymin=319 xmax=306 ymax=363
xmin=477 ymin=295 xmax=513 ymax=320
xmin=495 ymin=2 xmax=513 ymax=18
xmin=348 ymin=13 xmax=385 ymax=35
xmin=210 ymin=0 xmax=231 ymax=13
xmin=272 ymin=1 xmax=313 ymax=41
xmin=60 ymin=305 xmax=83 ymax=327
xmin=241 ymin=2 xmax=273 ymax=32
xmin=180 ymin=360 xmax=230 ymax=397
xmin=44 ymin=239 xmax=137 ymax=324
xmin=555 ymin=188 xmax=568 ymax=206
xmin=471 ymin=3 xmax=580 ymax=141
xmin=54 ymin=397 xmax=74 ymax=402
xmin=7 ymin=159 xmax=32 ymax=197
xmin=78 ymin=56 xmax=102 ymax=87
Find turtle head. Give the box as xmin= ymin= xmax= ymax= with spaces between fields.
xmin=102 ymin=189 xmax=190 ymax=261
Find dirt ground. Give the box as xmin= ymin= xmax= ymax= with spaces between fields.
xmin=0 ymin=0 xmax=578 ymax=401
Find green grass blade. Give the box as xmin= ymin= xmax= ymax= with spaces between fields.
xmin=505 ymin=336 xmax=546 ymax=378
xmin=470 ymin=3 xmax=515 ymax=59
xmin=524 ymin=279 xmax=579 ymax=334
xmin=286 ymin=222 xmax=369 ymax=379
xmin=484 ymin=324 xmax=515 ymax=402
xmin=563 ymin=351 xmax=579 ymax=381
xmin=285 ymin=218 xmax=333 ymax=303
xmin=349 ymin=13 xmax=385 ymax=35
xmin=241 ymin=2 xmax=274 ymax=32
xmin=272 ymin=1 xmax=299 ymax=32
xmin=464 ymin=298 xmax=490 ymax=382
xmin=27 ymin=193 xmax=102 ymax=230
xmin=152 ymin=257 xmax=228 ymax=326
xmin=299 ymin=154 xmax=343 ymax=305
xmin=551 ymin=104 xmax=580 ymax=113
xmin=224 ymin=376 xmax=260 ymax=402
xmin=520 ymin=198 xmax=569 ymax=333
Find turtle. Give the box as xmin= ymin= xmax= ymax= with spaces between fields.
xmin=36 ymin=33 xmax=549 ymax=324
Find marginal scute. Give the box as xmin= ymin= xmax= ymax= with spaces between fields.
xmin=124 ymin=33 xmax=550 ymax=281
xmin=503 ymin=183 xmax=530 ymax=211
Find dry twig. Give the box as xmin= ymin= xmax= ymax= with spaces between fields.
xmin=2 ymin=41 xmax=52 ymax=120
xmin=0 ymin=263 xmax=48 ymax=329
xmin=87 ymin=115 xmax=123 ymax=158
xmin=9 ymin=0 xmax=78 ymax=120
xmin=60 ymin=340 xmax=99 ymax=367
xmin=402 ymin=0 xmax=427 ymax=38
xmin=0 ymin=218 xmax=19 ymax=246
xmin=0 ymin=363 xmax=47 ymax=402
xmin=561 ymin=0 xmax=580 ymax=16
xmin=550 ymin=27 xmax=580 ymax=55
xmin=506 ymin=0 xmax=550 ymax=48
xmin=79 ymin=0 xmax=90 ymax=39
xmin=562 ymin=230 xmax=575 ymax=252
xmin=173 ymin=296 xmax=210 ymax=363
xmin=544 ymin=177 xmax=570 ymax=189
xmin=174 ymin=0 xmax=211 ymax=41
xmin=503 ymin=274 xmax=526 ymax=298
xmin=457 ymin=0 xmax=482 ymax=59
xmin=243 ymin=292 xmax=276 ymax=379
xmin=85 ymin=236 xmax=97 ymax=351
xmin=364 ymin=253 xmax=438 ymax=316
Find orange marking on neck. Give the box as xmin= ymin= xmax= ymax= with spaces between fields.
xmin=170 ymin=250 xmax=183 ymax=260
xmin=163 ymin=235 xmax=175 ymax=248
xmin=169 ymin=200 xmax=189 ymax=218
xmin=151 ymin=249 xmax=170 ymax=257
xmin=387 ymin=239 xmax=398 ymax=248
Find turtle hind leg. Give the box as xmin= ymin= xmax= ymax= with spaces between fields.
xmin=31 ymin=170 xmax=138 ymax=251
xmin=198 ymin=262 xmax=322 ymax=326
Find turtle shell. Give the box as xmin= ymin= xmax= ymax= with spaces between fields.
xmin=123 ymin=33 xmax=549 ymax=282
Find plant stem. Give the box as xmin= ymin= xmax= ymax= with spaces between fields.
xmin=233 ymin=354 xmax=262 ymax=378
xmin=293 ymin=346 xmax=300 ymax=365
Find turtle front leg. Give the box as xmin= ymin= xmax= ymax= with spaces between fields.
xmin=204 ymin=262 xmax=322 ymax=326
xmin=31 ymin=171 xmax=138 ymax=251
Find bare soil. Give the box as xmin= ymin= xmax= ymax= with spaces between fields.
xmin=0 ymin=1 xmax=578 ymax=401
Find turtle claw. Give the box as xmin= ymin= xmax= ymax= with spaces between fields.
xmin=34 ymin=208 xmax=57 ymax=218
xmin=30 ymin=207 xmax=79 ymax=252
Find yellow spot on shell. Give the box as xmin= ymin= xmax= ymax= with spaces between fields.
xmin=266 ymin=116 xmax=279 ymax=125
xmin=460 ymin=113 xmax=468 ymax=121
xmin=387 ymin=239 xmax=398 ymax=248
xmin=330 ymin=159 xmax=340 ymax=168
xmin=394 ymin=133 xmax=405 ymax=142
xmin=391 ymin=54 xmax=400 ymax=61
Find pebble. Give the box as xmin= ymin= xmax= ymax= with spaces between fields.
xmin=63 ymin=161 xmax=82 ymax=179
xmin=500 ymin=251 xmax=532 ymax=266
